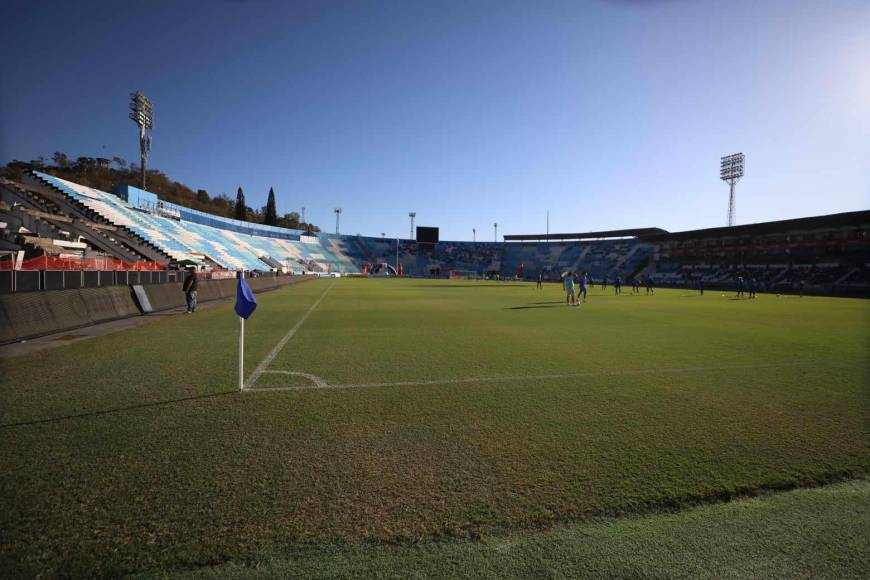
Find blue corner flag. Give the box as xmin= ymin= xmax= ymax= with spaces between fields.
xmin=235 ymin=274 xmax=257 ymax=319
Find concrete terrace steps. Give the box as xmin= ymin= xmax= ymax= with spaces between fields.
xmin=25 ymin=172 xmax=174 ymax=264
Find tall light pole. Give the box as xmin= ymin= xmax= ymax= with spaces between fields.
xmin=129 ymin=92 xmax=153 ymax=190
xmin=720 ymin=153 xmax=745 ymax=227
xmin=494 ymin=222 xmax=498 ymax=242
xmin=546 ymin=210 xmax=550 ymax=244
xmin=473 ymin=228 xmax=476 ymax=242
xmin=334 ymin=207 xmax=342 ymax=234
xmin=409 ymin=212 xmax=416 ymax=240
xmin=301 ymin=206 xmax=306 ymax=225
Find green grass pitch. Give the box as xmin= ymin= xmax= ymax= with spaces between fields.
xmin=1 ymin=278 xmax=868 ymax=577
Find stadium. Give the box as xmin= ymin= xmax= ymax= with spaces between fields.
xmin=2 ymin=2 xmax=869 ymax=579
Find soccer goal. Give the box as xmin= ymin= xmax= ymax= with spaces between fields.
xmin=449 ymin=270 xmax=481 ymax=280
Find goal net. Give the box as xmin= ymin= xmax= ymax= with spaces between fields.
xmin=449 ymin=270 xmax=480 ymax=280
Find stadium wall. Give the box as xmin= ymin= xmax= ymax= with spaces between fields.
xmin=0 ymin=275 xmax=317 ymax=345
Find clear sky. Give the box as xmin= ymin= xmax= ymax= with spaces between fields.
xmin=1 ymin=0 xmax=867 ymax=240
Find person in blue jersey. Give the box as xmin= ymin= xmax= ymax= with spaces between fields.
xmin=748 ymin=277 xmax=757 ymax=299
xmin=614 ymin=275 xmax=622 ymax=295
xmin=632 ymin=277 xmax=640 ymax=294
xmin=736 ymin=276 xmax=745 ymax=298
xmin=698 ymin=278 xmax=705 ymax=295
xmin=564 ymin=272 xmax=576 ymax=306
xmin=579 ymin=271 xmax=589 ymax=303
xmin=602 ymin=276 xmax=607 ymax=290
xmin=645 ymin=275 xmax=655 ymax=295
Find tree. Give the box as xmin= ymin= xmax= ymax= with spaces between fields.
xmin=234 ymin=187 xmax=247 ymax=221
xmin=263 ymin=187 xmax=278 ymax=226
xmin=278 ymin=212 xmax=301 ymax=229
xmin=196 ymin=189 xmax=210 ymax=203
xmin=52 ymin=152 xmax=70 ymax=168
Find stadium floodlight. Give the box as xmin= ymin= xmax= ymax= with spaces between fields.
xmin=409 ymin=212 xmax=416 ymax=240
xmin=494 ymin=222 xmax=498 ymax=242
xmin=720 ymin=153 xmax=745 ymax=227
xmin=334 ymin=207 xmax=342 ymax=234
xmin=473 ymin=228 xmax=476 ymax=242
xmin=301 ymin=206 xmax=306 ymax=224
xmin=128 ymin=92 xmax=153 ymax=190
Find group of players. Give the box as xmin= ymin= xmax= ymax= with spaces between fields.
xmin=535 ymin=271 xmax=655 ymax=306
xmin=532 ymin=270 xmax=803 ymax=302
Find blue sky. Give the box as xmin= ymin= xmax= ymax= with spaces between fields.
xmin=1 ymin=0 xmax=867 ymax=240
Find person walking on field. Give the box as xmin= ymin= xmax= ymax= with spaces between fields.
xmin=183 ymin=268 xmax=199 ymax=313
xmin=537 ymin=271 xmax=543 ymax=289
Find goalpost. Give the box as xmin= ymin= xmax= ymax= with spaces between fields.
xmin=449 ymin=270 xmax=480 ymax=280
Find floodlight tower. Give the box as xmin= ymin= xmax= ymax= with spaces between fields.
xmin=720 ymin=153 xmax=745 ymax=227
xmin=334 ymin=207 xmax=342 ymax=234
xmin=409 ymin=212 xmax=416 ymax=240
xmin=494 ymin=222 xmax=498 ymax=242
xmin=473 ymin=228 xmax=476 ymax=242
xmin=128 ymin=92 xmax=153 ymax=190
xmin=301 ymin=206 xmax=306 ymax=224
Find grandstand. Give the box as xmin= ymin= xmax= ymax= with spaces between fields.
xmin=1 ymin=171 xmax=867 ymax=297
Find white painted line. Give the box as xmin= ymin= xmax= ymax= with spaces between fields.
xmin=244 ymin=361 xmax=806 ymax=393
xmin=244 ymin=281 xmax=334 ymax=390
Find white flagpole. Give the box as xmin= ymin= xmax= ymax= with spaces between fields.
xmin=239 ymin=316 xmax=244 ymax=391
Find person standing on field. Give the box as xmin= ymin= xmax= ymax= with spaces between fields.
xmin=183 ymin=268 xmax=199 ymax=313
xmin=579 ymin=271 xmax=588 ymax=303
xmin=564 ymin=273 xmax=576 ymax=306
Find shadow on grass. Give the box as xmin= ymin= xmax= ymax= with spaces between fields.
xmin=505 ymin=304 xmax=564 ymax=310
xmin=0 ymin=390 xmax=239 ymax=429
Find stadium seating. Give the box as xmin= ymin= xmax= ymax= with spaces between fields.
xmin=4 ymin=172 xmax=863 ymax=297
xmin=31 ymin=172 xmax=361 ymax=274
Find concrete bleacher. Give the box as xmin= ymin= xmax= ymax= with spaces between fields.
xmin=32 ymin=172 xmax=359 ymax=274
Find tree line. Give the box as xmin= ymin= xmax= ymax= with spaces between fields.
xmin=0 ymin=153 xmax=320 ymax=232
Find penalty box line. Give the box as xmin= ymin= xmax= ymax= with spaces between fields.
xmin=244 ymin=361 xmax=808 ymax=393
xmin=244 ymin=281 xmax=335 ymax=390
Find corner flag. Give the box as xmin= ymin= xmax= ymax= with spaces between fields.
xmin=236 ymin=273 xmax=257 ymax=390
xmin=235 ymin=274 xmax=257 ymax=319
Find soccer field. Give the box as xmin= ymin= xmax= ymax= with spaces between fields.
xmin=1 ymin=278 xmax=868 ymax=577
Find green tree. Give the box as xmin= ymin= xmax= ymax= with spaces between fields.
xmin=263 ymin=187 xmax=278 ymax=226
xmin=234 ymin=187 xmax=247 ymax=221
xmin=52 ymin=152 xmax=70 ymax=168
xmin=196 ymin=189 xmax=210 ymax=203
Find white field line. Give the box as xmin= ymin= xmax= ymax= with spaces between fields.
xmin=244 ymin=281 xmax=334 ymax=390
xmin=243 ymin=361 xmax=806 ymax=393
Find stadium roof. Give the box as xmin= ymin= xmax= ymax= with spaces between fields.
xmin=651 ymin=209 xmax=870 ymax=242
xmin=504 ymin=227 xmax=669 ymax=241
xmin=505 ymin=210 xmax=869 ymax=243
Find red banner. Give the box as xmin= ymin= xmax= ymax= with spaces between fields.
xmin=0 ymin=257 xmax=167 ymax=271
